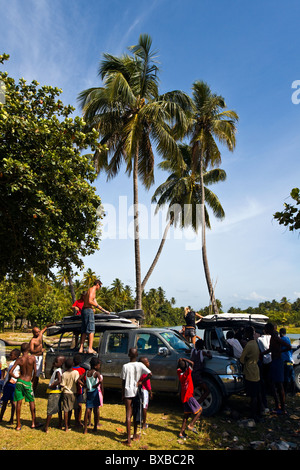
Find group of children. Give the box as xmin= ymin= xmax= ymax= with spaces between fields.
xmin=0 ymin=341 xmax=206 ymax=444
xmin=0 ymin=346 xmax=155 ymax=441
xmin=0 ymin=348 xmax=105 ymax=434
xmin=41 ymin=353 xmax=104 ymax=434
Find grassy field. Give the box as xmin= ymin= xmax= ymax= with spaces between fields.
xmin=0 ymin=378 xmax=299 ymax=451
xmin=0 ymin=331 xmax=299 ymax=451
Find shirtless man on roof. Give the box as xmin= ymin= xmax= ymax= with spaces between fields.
xmin=79 ymin=279 xmax=110 ymax=354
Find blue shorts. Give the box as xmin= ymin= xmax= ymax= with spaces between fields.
xmin=2 ymin=382 xmax=16 ymax=402
xmin=86 ymin=388 xmax=101 ymax=409
xmin=270 ymin=357 xmax=284 ymax=383
xmin=81 ymin=308 xmax=95 ymax=334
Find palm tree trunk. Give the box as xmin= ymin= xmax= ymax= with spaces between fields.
xmin=141 ymin=213 xmax=174 ymax=292
xmin=68 ymin=275 xmax=76 ymax=304
xmin=199 ymin=151 xmax=219 ymax=315
xmin=133 ymin=148 xmax=142 ymax=309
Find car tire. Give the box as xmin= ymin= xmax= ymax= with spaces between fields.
xmin=194 ymin=376 xmax=223 ymax=417
xmin=294 ymin=365 xmax=300 ymax=392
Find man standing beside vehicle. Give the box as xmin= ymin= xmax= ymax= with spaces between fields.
xmin=79 ymin=279 xmax=110 ymax=354
xmin=29 ymin=323 xmax=53 ymax=393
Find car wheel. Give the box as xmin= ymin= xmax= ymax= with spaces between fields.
xmin=294 ymin=365 xmax=300 ymax=392
xmin=194 ymin=376 xmax=223 ymax=417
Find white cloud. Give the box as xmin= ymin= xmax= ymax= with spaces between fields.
xmin=210 ymin=198 xmax=267 ymax=234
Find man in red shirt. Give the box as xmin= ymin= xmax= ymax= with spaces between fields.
xmin=72 ymin=292 xmax=87 ymax=315
xmin=177 ymin=357 xmax=202 ymax=438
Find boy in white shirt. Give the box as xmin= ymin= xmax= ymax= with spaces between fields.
xmin=121 ymin=348 xmax=151 ymax=446
xmin=0 ymin=349 xmax=20 ymax=424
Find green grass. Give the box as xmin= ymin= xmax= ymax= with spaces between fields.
xmin=1 ymin=331 xmax=300 ymax=450
xmin=0 ymin=379 xmax=299 ymax=451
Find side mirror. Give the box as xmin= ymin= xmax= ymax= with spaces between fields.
xmin=158 ymin=347 xmax=169 ymax=356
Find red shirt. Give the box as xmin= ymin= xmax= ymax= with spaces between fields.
xmin=140 ymin=373 xmax=152 ymax=391
xmin=177 ymin=366 xmax=194 ymax=403
xmin=72 ymin=299 xmax=84 ymax=315
xmin=73 ymin=366 xmax=86 ymax=394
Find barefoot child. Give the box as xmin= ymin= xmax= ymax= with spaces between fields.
xmin=139 ymin=357 xmax=152 ymax=429
xmin=60 ymin=357 xmax=79 ymax=432
xmin=10 ymin=342 xmax=41 ymax=430
xmin=82 ymin=357 xmax=103 ymax=434
xmin=72 ymin=354 xmax=86 ymax=427
xmin=44 ymin=356 xmax=65 ymax=433
xmin=177 ymin=357 xmax=202 ymax=438
xmin=121 ymin=348 xmax=152 ymax=446
xmin=0 ymin=349 xmax=20 ymax=424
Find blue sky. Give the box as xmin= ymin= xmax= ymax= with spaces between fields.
xmin=1 ymin=0 xmax=300 ymax=311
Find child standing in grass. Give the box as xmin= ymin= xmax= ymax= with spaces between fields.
xmin=60 ymin=357 xmax=79 ymax=432
xmin=139 ymin=357 xmax=153 ymax=429
xmin=44 ymin=355 xmax=65 ymax=433
xmin=83 ymin=357 xmax=103 ymax=434
xmin=177 ymin=357 xmax=202 ymax=439
xmin=121 ymin=348 xmax=152 ymax=446
xmin=72 ymin=354 xmax=86 ymax=427
xmin=0 ymin=349 xmax=20 ymax=425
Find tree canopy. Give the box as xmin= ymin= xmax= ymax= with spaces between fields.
xmin=274 ymin=187 xmax=300 ymax=232
xmin=0 ymin=55 xmax=102 ymax=279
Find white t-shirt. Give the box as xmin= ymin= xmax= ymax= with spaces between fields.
xmin=121 ymin=361 xmax=151 ymax=398
xmin=227 ymin=338 xmax=243 ymax=359
xmin=257 ymin=335 xmax=271 ymax=364
xmin=4 ymin=360 xmax=20 ymax=385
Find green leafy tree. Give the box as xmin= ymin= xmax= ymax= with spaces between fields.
xmin=274 ymin=187 xmax=300 ymax=231
xmin=27 ymin=290 xmax=66 ymax=328
xmin=80 ymin=268 xmax=97 ymax=289
xmin=0 ymin=280 xmax=19 ymax=331
xmin=0 ymin=54 xmax=102 ymax=280
xmin=78 ymin=34 xmax=191 ymax=309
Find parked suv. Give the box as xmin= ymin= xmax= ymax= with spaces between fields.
xmin=197 ymin=312 xmax=300 ymax=393
xmin=45 ymin=311 xmax=245 ymax=416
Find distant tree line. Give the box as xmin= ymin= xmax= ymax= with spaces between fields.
xmin=227 ymin=297 xmax=300 ymax=327
xmin=0 ymin=271 xmax=184 ymax=331
xmin=0 ymin=271 xmax=299 ymax=331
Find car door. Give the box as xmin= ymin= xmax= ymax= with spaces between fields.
xmin=100 ymin=330 xmax=132 ymax=388
xmin=134 ymin=331 xmax=178 ymax=392
xmin=45 ymin=331 xmax=103 ymax=378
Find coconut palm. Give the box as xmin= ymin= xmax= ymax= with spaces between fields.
xmin=56 ymin=267 xmax=76 ymax=303
xmin=78 ymin=34 xmax=191 ymax=309
xmin=187 ymin=81 xmax=238 ymax=313
xmin=143 ymin=143 xmax=226 ymax=291
xmin=80 ymin=268 xmax=97 ymax=289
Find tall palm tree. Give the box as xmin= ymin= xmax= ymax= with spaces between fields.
xmin=188 ymin=81 xmax=238 ymax=314
xmin=143 ymin=143 xmax=226 ymax=291
xmin=81 ymin=268 xmax=97 ymax=289
xmin=78 ymin=34 xmax=191 ymax=309
xmin=56 ymin=267 xmax=76 ymax=303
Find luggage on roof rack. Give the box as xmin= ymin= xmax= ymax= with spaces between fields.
xmin=46 ymin=309 xmax=144 ymax=336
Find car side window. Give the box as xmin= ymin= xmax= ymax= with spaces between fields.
xmin=57 ymin=331 xmax=103 ymax=351
xmin=136 ymin=333 xmax=164 ymax=355
xmin=106 ymin=332 xmax=129 ymax=354
xmin=58 ymin=332 xmax=78 ymax=350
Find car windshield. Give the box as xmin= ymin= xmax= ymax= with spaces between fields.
xmin=161 ymin=331 xmax=191 ymax=351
